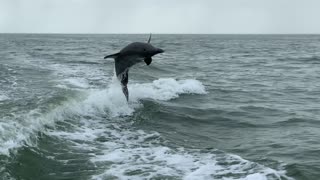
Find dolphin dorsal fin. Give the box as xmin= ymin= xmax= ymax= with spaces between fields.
xmin=147 ymin=33 xmax=152 ymax=43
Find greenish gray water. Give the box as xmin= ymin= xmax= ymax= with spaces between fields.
xmin=1 ymin=34 xmax=320 ymax=180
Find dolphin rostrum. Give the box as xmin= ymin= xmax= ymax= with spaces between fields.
xmin=104 ymin=34 xmax=164 ymax=101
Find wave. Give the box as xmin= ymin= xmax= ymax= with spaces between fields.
xmin=65 ymin=60 xmax=101 ymax=65
xmin=0 ymin=76 xmax=292 ymax=179
xmin=0 ymin=78 xmax=206 ymax=156
xmin=90 ymin=146 xmax=290 ymax=180
xmin=45 ymin=107 xmax=291 ymax=180
xmin=63 ymin=78 xmax=91 ymax=89
xmin=273 ymin=117 xmax=320 ymax=127
xmin=277 ymin=56 xmax=320 ymax=64
xmin=44 ymin=116 xmax=292 ymax=180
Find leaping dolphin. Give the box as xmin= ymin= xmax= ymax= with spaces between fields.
xmin=104 ymin=34 xmax=164 ymax=101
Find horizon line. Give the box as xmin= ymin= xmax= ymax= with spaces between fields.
xmin=1 ymin=32 xmax=320 ymax=35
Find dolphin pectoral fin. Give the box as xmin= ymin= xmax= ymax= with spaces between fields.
xmin=104 ymin=52 xmax=120 ymax=59
xmin=144 ymin=57 xmax=152 ymax=65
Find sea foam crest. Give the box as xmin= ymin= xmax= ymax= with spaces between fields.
xmin=86 ymin=77 xmax=206 ymax=116
xmin=0 ymin=78 xmax=206 ymax=156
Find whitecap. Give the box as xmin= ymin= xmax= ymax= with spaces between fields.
xmin=0 ymin=78 xmax=206 ymax=156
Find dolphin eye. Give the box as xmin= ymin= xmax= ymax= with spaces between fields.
xmin=143 ymin=49 xmax=146 ymax=51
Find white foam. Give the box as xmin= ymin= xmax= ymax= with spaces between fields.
xmin=49 ymin=62 xmax=108 ymax=89
xmin=0 ymin=78 xmax=206 ymax=156
xmin=90 ymin=143 xmax=290 ymax=180
xmin=0 ymin=109 xmax=56 ymax=156
xmin=1 ymin=76 xmax=292 ymax=179
xmin=77 ymin=77 xmax=207 ymax=117
xmin=129 ymin=78 xmax=207 ymax=101
xmin=46 ymin=112 xmax=291 ymax=180
xmin=64 ymin=78 xmax=90 ymax=88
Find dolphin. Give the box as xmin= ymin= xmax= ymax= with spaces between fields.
xmin=104 ymin=34 xmax=164 ymax=101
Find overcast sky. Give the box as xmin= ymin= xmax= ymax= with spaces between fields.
xmin=0 ymin=0 xmax=319 ymax=34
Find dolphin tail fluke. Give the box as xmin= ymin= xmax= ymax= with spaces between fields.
xmin=118 ymin=69 xmax=129 ymax=102
xmin=122 ymin=85 xmax=129 ymax=102
xmin=104 ymin=52 xmax=120 ymax=59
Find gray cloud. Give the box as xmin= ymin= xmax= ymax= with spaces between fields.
xmin=0 ymin=0 xmax=319 ymax=34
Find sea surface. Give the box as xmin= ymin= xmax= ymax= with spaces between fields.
xmin=0 ymin=34 xmax=320 ymax=180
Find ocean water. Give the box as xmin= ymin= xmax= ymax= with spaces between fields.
xmin=0 ymin=34 xmax=320 ymax=180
